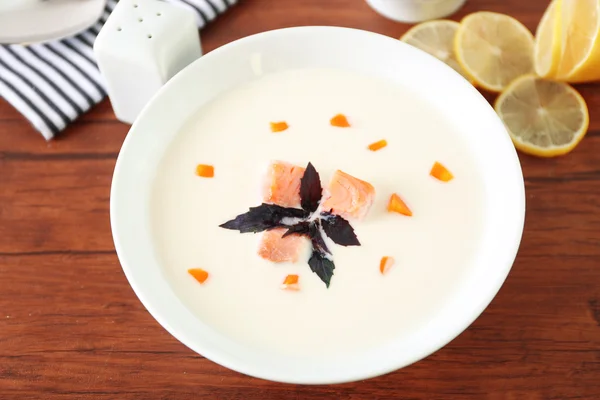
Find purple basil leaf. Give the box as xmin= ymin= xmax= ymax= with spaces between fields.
xmin=308 ymin=249 xmax=335 ymax=288
xmin=320 ymin=212 xmax=360 ymax=246
xmin=220 ymin=203 xmax=309 ymax=233
xmin=282 ymin=221 xmax=310 ymax=238
xmin=309 ymin=220 xmax=330 ymax=254
xmin=300 ymin=162 xmax=322 ymax=212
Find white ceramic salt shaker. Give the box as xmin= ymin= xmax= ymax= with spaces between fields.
xmin=94 ymin=0 xmax=202 ymax=124
xmin=366 ymin=0 xmax=467 ymax=23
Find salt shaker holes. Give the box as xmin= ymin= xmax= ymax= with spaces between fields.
xmin=94 ymin=0 xmax=203 ymax=123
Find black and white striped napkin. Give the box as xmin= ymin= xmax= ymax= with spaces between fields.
xmin=0 ymin=0 xmax=236 ymax=140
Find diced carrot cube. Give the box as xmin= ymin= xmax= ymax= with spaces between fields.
xmin=330 ymin=114 xmax=350 ymax=127
xmin=196 ymin=164 xmax=214 ymax=178
xmin=258 ymin=228 xmax=305 ymax=263
xmin=281 ymin=274 xmax=300 ymax=290
xmin=283 ymin=274 xmax=298 ymax=285
xmin=321 ymin=170 xmax=375 ymax=220
xmin=188 ymin=268 xmax=209 ymax=284
xmin=430 ymin=161 xmax=453 ymax=182
xmin=379 ymin=256 xmax=395 ymax=275
xmin=387 ymin=193 xmax=412 ymax=216
xmin=270 ymin=121 xmax=289 ymax=132
xmin=368 ymin=139 xmax=388 ymax=152
xmin=263 ymin=161 xmax=305 ymax=207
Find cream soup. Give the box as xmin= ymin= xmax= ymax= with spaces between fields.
xmin=151 ymin=68 xmax=485 ymax=359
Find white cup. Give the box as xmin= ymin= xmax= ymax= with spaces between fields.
xmin=366 ymin=0 xmax=467 ymax=23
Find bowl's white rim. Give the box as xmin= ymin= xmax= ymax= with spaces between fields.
xmin=110 ymin=26 xmax=526 ymax=384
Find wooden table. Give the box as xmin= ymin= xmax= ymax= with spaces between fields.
xmin=1 ymin=0 xmax=599 ymax=398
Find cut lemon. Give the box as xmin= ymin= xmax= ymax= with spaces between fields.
xmin=401 ymin=20 xmax=473 ymax=82
xmin=535 ymin=0 xmax=563 ymax=78
xmin=555 ymin=0 xmax=600 ymax=82
xmin=495 ymin=75 xmax=589 ymax=157
xmin=455 ymin=12 xmax=535 ymax=92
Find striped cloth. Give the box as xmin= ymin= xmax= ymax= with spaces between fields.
xmin=0 ymin=0 xmax=236 ymax=140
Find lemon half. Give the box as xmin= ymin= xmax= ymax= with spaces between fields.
xmin=535 ymin=0 xmax=563 ymax=78
xmin=556 ymin=0 xmax=600 ymax=82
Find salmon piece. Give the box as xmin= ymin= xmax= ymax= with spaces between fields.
xmin=258 ymin=228 xmax=305 ymax=263
xmin=321 ymin=170 xmax=375 ymax=220
xmin=263 ymin=161 xmax=305 ymax=207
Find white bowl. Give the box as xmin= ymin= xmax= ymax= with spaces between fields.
xmin=111 ymin=26 xmax=525 ymax=384
xmin=365 ymin=0 xmax=466 ymax=23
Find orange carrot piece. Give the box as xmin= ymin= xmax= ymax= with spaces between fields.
xmin=387 ymin=193 xmax=412 ymax=216
xmin=379 ymin=256 xmax=395 ymax=275
xmin=430 ymin=161 xmax=453 ymax=182
xmin=368 ymin=139 xmax=388 ymax=151
xmin=330 ymin=114 xmax=350 ymax=127
xmin=188 ymin=268 xmax=209 ymax=284
xmin=281 ymin=274 xmax=300 ymax=291
xmin=196 ymin=164 xmax=214 ymax=178
xmin=270 ymin=121 xmax=289 ymax=132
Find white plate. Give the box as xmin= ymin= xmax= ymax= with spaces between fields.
xmin=110 ymin=27 xmax=525 ymax=384
xmin=0 ymin=0 xmax=106 ymax=44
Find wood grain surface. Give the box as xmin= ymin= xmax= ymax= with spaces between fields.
xmin=1 ymin=0 xmax=600 ymax=398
